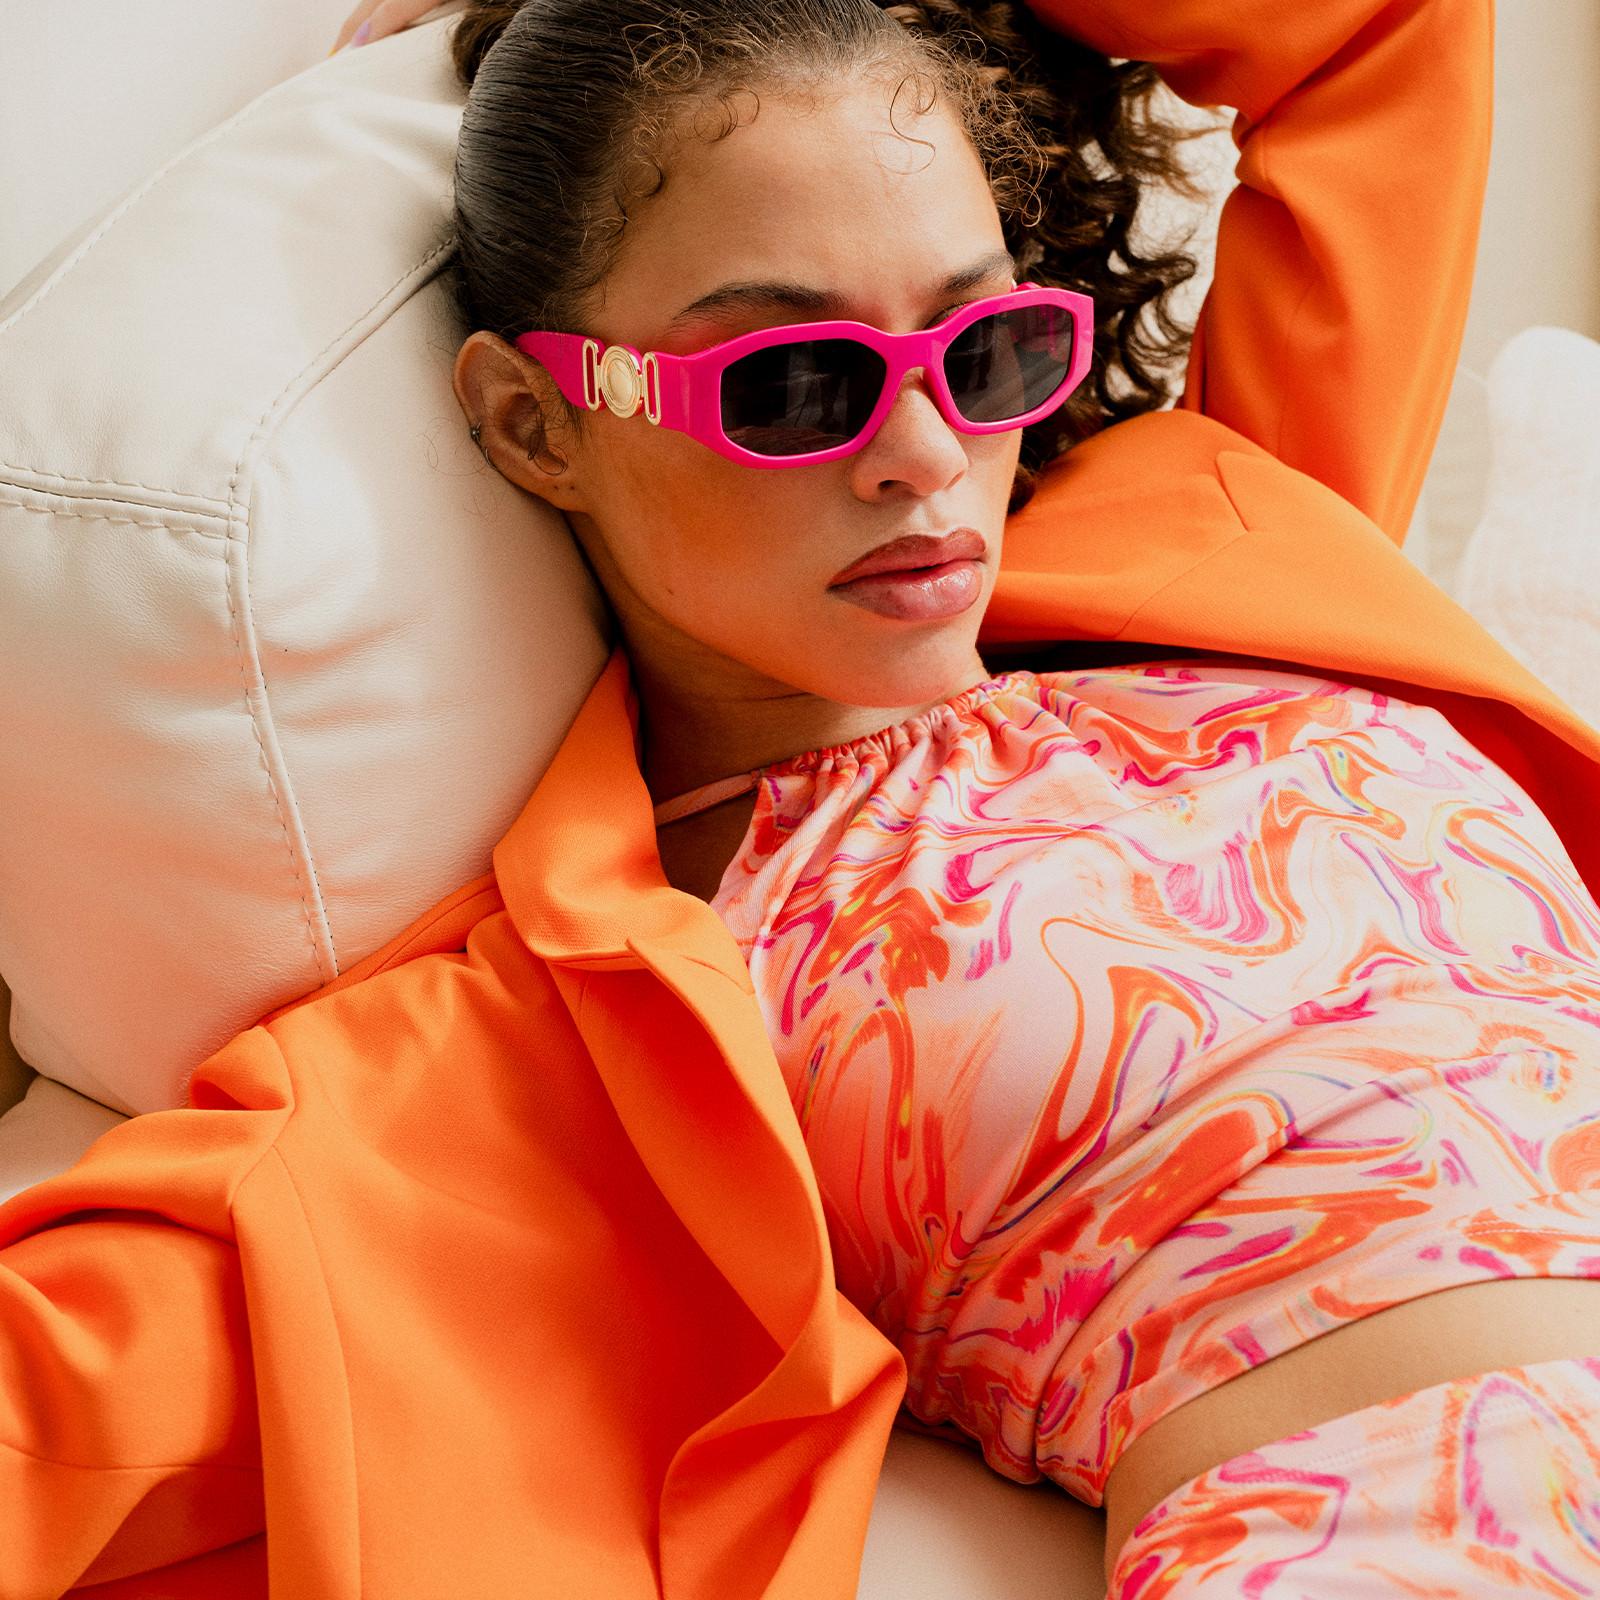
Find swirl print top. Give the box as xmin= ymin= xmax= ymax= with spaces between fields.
xmin=695 ymin=656 xmax=1600 ymax=1507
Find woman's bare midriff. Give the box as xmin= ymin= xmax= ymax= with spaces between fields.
xmin=1100 ymin=1274 xmax=1600 ymax=1580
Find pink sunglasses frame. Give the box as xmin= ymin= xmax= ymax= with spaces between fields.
xmin=512 ymin=281 xmax=1095 ymax=469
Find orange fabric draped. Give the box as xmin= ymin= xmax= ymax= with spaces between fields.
xmin=8 ymin=2 xmax=1584 ymax=1596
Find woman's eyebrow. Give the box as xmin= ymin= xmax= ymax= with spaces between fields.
xmin=665 ymin=248 xmax=1017 ymax=330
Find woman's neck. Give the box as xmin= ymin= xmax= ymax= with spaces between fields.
xmin=629 ymin=643 xmax=990 ymax=805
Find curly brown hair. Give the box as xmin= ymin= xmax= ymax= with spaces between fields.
xmin=449 ymin=0 xmax=1221 ymax=512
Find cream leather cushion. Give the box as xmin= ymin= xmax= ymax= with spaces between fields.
xmin=0 ymin=18 xmax=609 ymax=1114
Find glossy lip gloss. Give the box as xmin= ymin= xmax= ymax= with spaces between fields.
xmin=828 ymin=529 xmax=987 ymax=621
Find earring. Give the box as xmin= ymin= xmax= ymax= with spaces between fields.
xmin=469 ymin=423 xmax=485 ymax=454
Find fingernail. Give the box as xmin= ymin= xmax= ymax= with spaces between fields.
xmin=330 ymin=19 xmax=371 ymax=55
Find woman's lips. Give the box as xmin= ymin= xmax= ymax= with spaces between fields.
xmin=827 ymin=527 xmax=987 ymax=620
xmin=829 ymin=558 xmax=984 ymax=621
xmin=829 ymin=528 xmax=986 ymax=586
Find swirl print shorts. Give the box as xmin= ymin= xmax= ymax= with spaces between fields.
xmin=1108 ymin=1356 xmax=1600 ymax=1598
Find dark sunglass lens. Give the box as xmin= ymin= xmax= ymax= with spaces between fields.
xmin=945 ymin=303 xmax=1077 ymax=424
xmin=722 ymin=339 xmax=887 ymax=457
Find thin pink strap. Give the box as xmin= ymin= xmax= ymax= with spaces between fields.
xmin=652 ymin=770 xmax=761 ymax=828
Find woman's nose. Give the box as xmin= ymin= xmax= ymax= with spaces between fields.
xmin=849 ymin=365 xmax=968 ymax=496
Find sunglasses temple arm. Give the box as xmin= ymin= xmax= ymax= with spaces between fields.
xmin=513 ymin=332 xmax=596 ymax=410
xmin=514 ymin=332 xmax=696 ymax=433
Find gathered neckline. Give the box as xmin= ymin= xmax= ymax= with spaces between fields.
xmin=651 ymin=669 xmax=1031 ymax=829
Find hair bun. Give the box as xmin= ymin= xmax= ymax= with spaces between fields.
xmin=451 ymin=0 xmax=534 ymax=88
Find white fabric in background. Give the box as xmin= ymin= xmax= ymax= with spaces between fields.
xmin=1455 ymin=326 xmax=1600 ymax=736
xmin=0 ymin=0 xmax=354 ymax=293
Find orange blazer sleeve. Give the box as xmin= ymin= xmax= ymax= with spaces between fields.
xmin=0 ymin=1212 xmax=258 ymax=1592
xmin=1019 ymin=0 xmax=1494 ymax=544
xmin=0 ymin=1033 xmax=291 ymax=1596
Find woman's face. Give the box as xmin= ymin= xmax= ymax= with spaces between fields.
xmin=458 ymin=71 xmax=1022 ymax=713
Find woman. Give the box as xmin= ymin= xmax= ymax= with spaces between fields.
xmin=443 ymin=0 xmax=1600 ymax=1587
xmin=6 ymin=1 xmax=1599 ymax=1596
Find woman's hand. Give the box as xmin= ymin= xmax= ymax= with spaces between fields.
xmin=330 ymin=0 xmax=451 ymax=55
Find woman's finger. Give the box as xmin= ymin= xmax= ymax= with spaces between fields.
xmin=329 ymin=0 xmax=445 ymax=55
xmin=329 ymin=0 xmax=383 ymax=55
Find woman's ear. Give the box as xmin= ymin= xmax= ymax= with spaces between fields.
xmin=452 ymin=330 xmax=590 ymax=513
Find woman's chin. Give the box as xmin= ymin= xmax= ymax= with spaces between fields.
xmin=787 ymin=649 xmax=989 ymax=714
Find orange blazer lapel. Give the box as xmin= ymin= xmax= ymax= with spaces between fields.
xmin=490 ymin=648 xmax=910 ymax=1598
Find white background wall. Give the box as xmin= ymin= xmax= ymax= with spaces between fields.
xmin=1469 ymin=0 xmax=1600 ymax=362
xmin=1424 ymin=1 xmax=1600 ymax=591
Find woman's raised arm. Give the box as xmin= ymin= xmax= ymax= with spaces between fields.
xmin=1020 ymin=0 xmax=1493 ymax=545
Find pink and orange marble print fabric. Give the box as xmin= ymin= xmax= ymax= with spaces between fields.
xmin=1107 ymin=1355 xmax=1600 ymax=1597
xmin=705 ymin=658 xmax=1600 ymax=1506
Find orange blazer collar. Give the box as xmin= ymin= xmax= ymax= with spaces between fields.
xmin=492 ymin=648 xmax=755 ymax=981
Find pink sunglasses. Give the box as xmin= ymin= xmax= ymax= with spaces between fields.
xmin=512 ymin=281 xmax=1094 ymax=468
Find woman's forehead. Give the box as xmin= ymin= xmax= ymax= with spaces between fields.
xmin=608 ymin=82 xmax=1005 ymax=333
xmin=658 ymin=78 xmax=989 ymax=220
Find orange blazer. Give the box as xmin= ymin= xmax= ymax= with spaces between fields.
xmin=9 ymin=2 xmax=1583 ymax=1596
